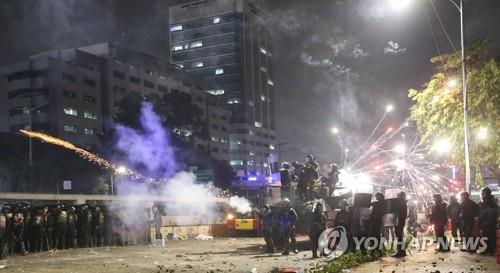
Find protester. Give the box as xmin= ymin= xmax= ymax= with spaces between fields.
xmin=430 ymin=194 xmax=449 ymax=252
xmin=478 ymin=187 xmax=498 ymax=255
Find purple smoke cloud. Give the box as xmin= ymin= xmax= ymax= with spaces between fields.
xmin=114 ymin=102 xmax=177 ymax=179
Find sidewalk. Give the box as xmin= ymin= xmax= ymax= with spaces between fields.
xmin=351 ymin=248 xmax=498 ymax=273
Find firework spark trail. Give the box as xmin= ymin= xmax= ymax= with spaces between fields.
xmin=19 ymin=129 xmax=143 ymax=179
xmin=350 ymin=123 xmax=405 ymax=169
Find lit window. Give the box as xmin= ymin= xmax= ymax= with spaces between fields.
xmin=211 ymin=136 xmax=219 ymax=142
xmin=228 ymin=98 xmax=240 ymax=104
xmin=220 ymin=138 xmax=228 ymax=143
xmin=63 ymin=107 xmax=78 ymax=116
xmin=213 ymin=17 xmax=221 ymax=24
xmin=260 ymin=66 xmax=267 ymax=72
xmin=170 ymin=25 xmax=182 ymax=32
xmin=269 ymin=144 xmax=275 ymax=150
xmin=255 ymin=121 xmax=262 ymax=127
xmin=267 ymin=79 xmax=274 ymax=86
xmin=215 ymin=68 xmax=224 ymax=75
xmin=230 ymin=160 xmax=244 ymax=166
xmin=63 ymin=125 xmax=77 ymax=133
xmin=190 ymin=41 xmax=203 ymax=48
xmin=248 ymin=101 xmax=254 ymax=106
xmin=249 ymin=151 xmax=255 ymax=156
xmin=207 ymin=89 xmax=225 ymax=95
xmin=263 ymin=162 xmax=269 ymax=168
xmin=172 ymin=45 xmax=183 ymax=51
xmin=192 ymin=61 xmax=204 ymax=68
xmin=177 ymin=64 xmax=184 ymax=68
xmin=259 ymin=47 xmax=267 ymax=55
xmin=83 ymin=111 xmax=98 ymax=120
xmin=84 ymin=128 xmax=95 ymax=135
xmin=261 ymin=95 xmax=266 ymax=101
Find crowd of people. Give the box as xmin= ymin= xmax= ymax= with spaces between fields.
xmin=276 ymin=154 xmax=499 ymax=259
xmin=279 ymin=154 xmax=339 ymax=201
xmin=0 ymin=203 xmax=163 ymax=259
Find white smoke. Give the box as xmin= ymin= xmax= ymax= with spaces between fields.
xmin=229 ymin=196 xmax=252 ymax=214
xmin=384 ymin=41 xmax=407 ymax=55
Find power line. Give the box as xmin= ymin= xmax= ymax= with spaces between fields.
xmin=430 ymin=0 xmax=458 ymax=52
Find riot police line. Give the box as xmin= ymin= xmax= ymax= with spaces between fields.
xmin=271 ymin=155 xmax=499 ymax=259
xmin=0 ymin=202 xmax=164 ymax=259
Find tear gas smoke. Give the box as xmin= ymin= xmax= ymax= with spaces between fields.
xmin=229 ymin=196 xmax=252 ymax=214
xmin=113 ymin=102 xmax=251 ymax=226
xmin=114 ymin=102 xmax=177 ymax=179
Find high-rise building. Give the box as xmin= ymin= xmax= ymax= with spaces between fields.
xmin=169 ymin=0 xmax=276 ymax=176
xmin=0 ymin=43 xmax=231 ymax=161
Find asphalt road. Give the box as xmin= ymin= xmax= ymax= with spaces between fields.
xmin=0 ymin=236 xmax=323 ymax=273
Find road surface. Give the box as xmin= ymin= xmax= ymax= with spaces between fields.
xmin=0 ymin=236 xmax=321 ymax=273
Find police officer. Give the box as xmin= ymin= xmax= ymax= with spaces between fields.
xmin=459 ymin=191 xmax=479 ymax=252
xmin=370 ymin=192 xmax=385 ymax=251
xmin=78 ymin=205 xmax=92 ymax=248
xmin=66 ymin=206 xmax=78 ymax=248
xmin=279 ymin=162 xmax=294 ymax=199
xmin=22 ymin=204 xmax=31 ymax=253
xmin=430 ymin=194 xmax=449 ymax=252
xmin=92 ymin=206 xmax=105 ymax=247
xmin=30 ymin=206 xmax=45 ymax=252
xmin=54 ymin=204 xmax=68 ymax=249
xmin=281 ymin=199 xmax=298 ymax=255
xmin=310 ymin=202 xmax=326 ymax=258
xmin=43 ymin=206 xmax=55 ymax=251
xmin=0 ymin=205 xmax=11 ymax=259
xmin=447 ymin=195 xmax=461 ymax=243
xmin=292 ymin=161 xmax=306 ymax=200
xmin=478 ymin=187 xmax=498 ymax=255
xmin=256 ymin=205 xmax=275 ymax=253
xmin=323 ymin=164 xmax=339 ymax=196
xmin=334 ymin=199 xmax=352 ymax=251
xmin=392 ymin=192 xmax=407 ymax=258
xmin=9 ymin=210 xmax=26 ymax=255
xmin=303 ymin=155 xmax=320 ymax=200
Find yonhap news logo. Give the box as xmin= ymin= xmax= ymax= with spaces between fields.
xmin=318 ymin=226 xmax=349 ymax=259
xmin=318 ymin=226 xmax=490 ymax=260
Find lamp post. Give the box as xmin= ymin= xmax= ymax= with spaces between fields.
xmin=390 ymin=0 xmax=471 ymax=192
xmin=23 ymin=100 xmax=50 ymax=192
xmin=111 ymin=165 xmax=127 ymax=195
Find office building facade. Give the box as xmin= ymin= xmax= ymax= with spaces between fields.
xmin=1 ymin=43 xmax=231 ymax=161
xmin=169 ymin=0 xmax=276 ymax=176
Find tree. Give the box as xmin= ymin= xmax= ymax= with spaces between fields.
xmin=408 ymin=40 xmax=500 ymax=184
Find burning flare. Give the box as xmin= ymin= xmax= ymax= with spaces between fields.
xmin=19 ymin=129 xmax=142 ymax=179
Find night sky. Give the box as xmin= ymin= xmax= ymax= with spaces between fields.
xmin=1 ymin=0 xmax=499 ymax=165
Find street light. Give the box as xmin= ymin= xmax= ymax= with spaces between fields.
xmin=110 ymin=165 xmax=127 ymax=195
xmin=476 ymin=127 xmax=488 ymax=141
xmin=432 ymin=138 xmax=452 ymax=155
xmin=389 ymin=0 xmax=413 ymax=12
xmin=385 ymin=104 xmax=394 ymax=113
xmin=391 ymin=0 xmax=471 ymax=193
xmin=331 ymin=127 xmax=339 ymax=134
xmin=23 ymin=100 xmax=50 ymax=192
